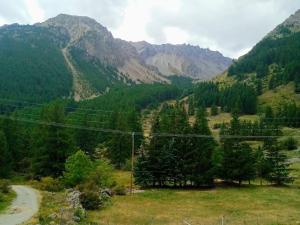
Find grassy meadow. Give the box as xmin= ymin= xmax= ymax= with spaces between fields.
xmin=86 ymin=172 xmax=300 ymax=225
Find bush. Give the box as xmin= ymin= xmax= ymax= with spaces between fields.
xmin=113 ymin=185 xmax=127 ymax=195
xmin=39 ymin=177 xmax=63 ymax=192
xmin=0 ymin=179 xmax=10 ymax=193
xmin=123 ymin=159 xmax=132 ymax=171
xmin=282 ymin=137 xmax=298 ymax=150
xmin=64 ymin=150 xmax=93 ymax=187
xmin=87 ymin=160 xmax=115 ymax=188
xmin=213 ymin=123 xmax=222 ymax=129
xmin=0 ymin=192 xmax=4 ymax=202
xmin=211 ymin=105 xmax=219 ymax=116
xmin=78 ymin=181 xmax=110 ymax=210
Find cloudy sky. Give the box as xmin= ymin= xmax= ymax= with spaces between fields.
xmin=0 ymin=0 xmax=300 ymax=58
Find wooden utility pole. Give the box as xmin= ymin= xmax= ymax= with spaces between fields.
xmin=130 ymin=132 xmax=135 ymax=195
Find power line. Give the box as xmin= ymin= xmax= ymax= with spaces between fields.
xmin=0 ymin=98 xmax=133 ymax=114
xmin=1 ymin=114 xmax=299 ymax=139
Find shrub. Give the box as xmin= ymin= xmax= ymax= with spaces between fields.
xmin=0 ymin=179 xmax=10 ymax=193
xmin=39 ymin=177 xmax=63 ymax=192
xmin=282 ymin=137 xmax=298 ymax=150
xmin=87 ymin=160 xmax=115 ymax=188
xmin=113 ymin=185 xmax=127 ymax=195
xmin=123 ymin=159 xmax=132 ymax=171
xmin=64 ymin=150 xmax=93 ymax=187
xmin=213 ymin=123 xmax=222 ymax=129
xmin=211 ymin=105 xmax=219 ymax=116
xmin=0 ymin=192 xmax=4 ymax=202
xmin=78 ymin=181 xmax=110 ymax=210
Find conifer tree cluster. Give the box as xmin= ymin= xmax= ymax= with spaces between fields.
xmin=228 ymin=32 xmax=300 ymax=93
xmin=135 ymin=104 xmax=216 ymax=187
xmin=193 ymin=82 xmax=257 ymax=114
xmin=135 ymin=109 xmax=293 ymax=187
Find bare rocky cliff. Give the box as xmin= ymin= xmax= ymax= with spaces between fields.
xmin=38 ymin=14 xmax=168 ymax=84
xmin=131 ymin=41 xmax=232 ymax=80
xmin=38 ymin=14 xmax=231 ymax=83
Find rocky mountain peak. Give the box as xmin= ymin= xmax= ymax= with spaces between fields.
xmin=131 ymin=41 xmax=232 ymax=79
xmin=39 ymin=14 xmax=112 ymax=43
xmin=268 ymin=9 xmax=300 ymax=38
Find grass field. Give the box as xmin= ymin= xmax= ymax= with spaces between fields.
xmin=0 ymin=190 xmax=16 ymax=212
xmin=258 ymin=82 xmax=300 ymax=109
xmin=85 ymin=166 xmax=300 ymax=225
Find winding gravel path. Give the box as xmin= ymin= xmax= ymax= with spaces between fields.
xmin=0 ymin=185 xmax=39 ymax=225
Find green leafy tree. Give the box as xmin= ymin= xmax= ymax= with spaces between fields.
xmin=64 ymin=150 xmax=93 ymax=187
xmin=88 ymin=160 xmax=115 ymax=188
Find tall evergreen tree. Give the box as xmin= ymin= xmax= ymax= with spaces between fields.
xmin=211 ymin=105 xmax=218 ymax=116
xmin=220 ymin=113 xmax=256 ymax=185
xmin=75 ymin=113 xmax=98 ymax=157
xmin=33 ymin=102 xmax=75 ymax=177
xmin=264 ymin=140 xmax=293 ymax=185
xmin=190 ymin=108 xmax=216 ymax=186
xmin=0 ymin=130 xmax=11 ymax=178
xmin=254 ymin=146 xmax=269 ymax=186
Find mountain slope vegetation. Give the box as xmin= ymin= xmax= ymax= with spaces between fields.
xmin=228 ymin=10 xmax=300 ymax=94
xmin=0 ymin=25 xmax=72 ymax=102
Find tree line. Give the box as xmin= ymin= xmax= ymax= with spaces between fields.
xmin=228 ymin=31 xmax=300 ymax=93
xmin=134 ymin=104 xmax=293 ymax=187
xmin=192 ymin=82 xmax=257 ymax=115
xmin=0 ymin=84 xmax=181 ymax=178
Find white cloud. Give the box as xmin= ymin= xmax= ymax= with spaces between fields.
xmin=163 ymin=27 xmax=189 ymax=44
xmin=111 ymin=0 xmax=181 ymax=42
xmin=24 ymin=0 xmax=45 ymax=23
xmin=0 ymin=17 xmax=7 ymax=26
xmin=0 ymin=0 xmax=300 ymax=58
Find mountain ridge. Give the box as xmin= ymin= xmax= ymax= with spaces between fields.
xmin=0 ymin=14 xmax=232 ymax=102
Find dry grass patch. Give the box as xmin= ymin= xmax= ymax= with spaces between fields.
xmin=85 ymin=171 xmax=300 ymax=225
xmin=258 ymin=82 xmax=300 ymax=109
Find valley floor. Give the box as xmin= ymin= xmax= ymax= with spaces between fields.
xmin=84 ymin=163 xmax=300 ymax=225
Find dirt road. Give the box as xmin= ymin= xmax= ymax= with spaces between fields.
xmin=0 ymin=185 xmax=39 ymax=225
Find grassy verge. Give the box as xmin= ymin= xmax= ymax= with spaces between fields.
xmin=26 ymin=190 xmax=72 ymax=225
xmin=0 ymin=190 xmax=16 ymax=213
xmin=84 ymin=168 xmax=300 ymax=225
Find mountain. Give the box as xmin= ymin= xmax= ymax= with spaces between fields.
xmin=267 ymin=9 xmax=300 ymax=38
xmin=0 ymin=14 xmax=232 ymax=103
xmin=0 ymin=24 xmax=74 ymax=104
xmin=227 ymin=9 xmax=300 ymax=94
xmin=131 ymin=41 xmax=232 ymax=80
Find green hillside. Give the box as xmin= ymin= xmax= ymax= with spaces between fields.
xmin=228 ymin=30 xmax=300 ymax=93
xmin=0 ymin=25 xmax=72 ymax=102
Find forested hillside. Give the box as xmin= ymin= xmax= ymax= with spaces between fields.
xmin=0 ymin=25 xmax=72 ymax=102
xmin=0 ymin=84 xmax=182 ymax=177
xmin=228 ymin=10 xmax=300 ymax=93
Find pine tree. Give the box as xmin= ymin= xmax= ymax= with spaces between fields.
xmin=220 ymin=113 xmax=256 ymax=185
xmin=0 ymin=117 xmax=29 ymax=172
xmin=264 ymin=140 xmax=293 ymax=185
xmin=211 ymin=105 xmax=218 ymax=116
xmin=190 ymin=108 xmax=216 ymax=186
xmin=75 ymin=113 xmax=98 ymax=157
xmin=134 ymin=151 xmax=153 ymax=187
xmin=188 ymin=96 xmax=195 ymax=116
xmin=0 ymin=130 xmax=11 ymax=178
xmin=33 ymin=102 xmax=75 ymax=177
